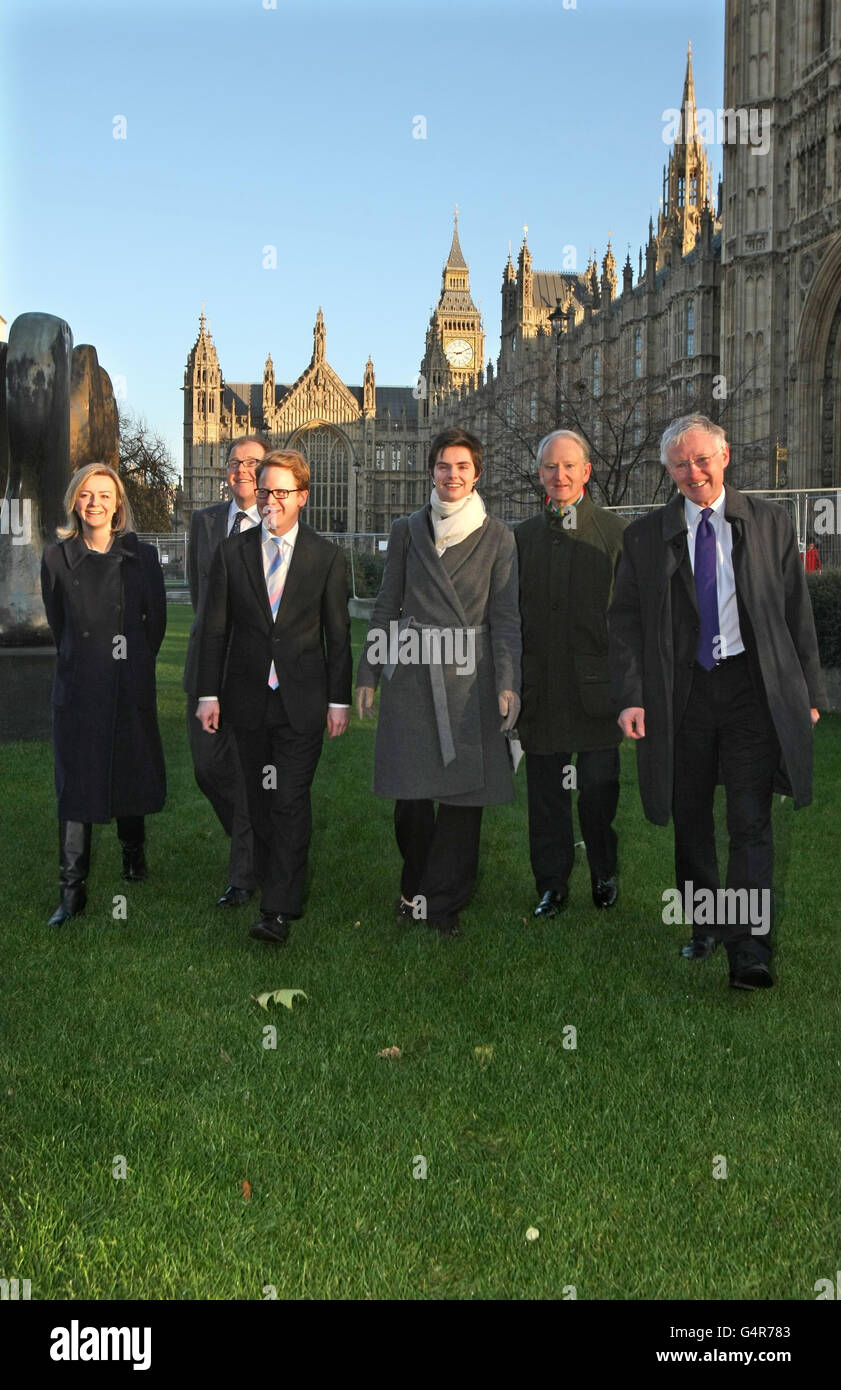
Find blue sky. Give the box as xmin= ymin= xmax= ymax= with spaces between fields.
xmin=1 ymin=0 xmax=725 ymax=476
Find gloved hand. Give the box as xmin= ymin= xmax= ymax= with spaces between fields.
xmin=356 ymin=686 xmax=376 ymax=720
xmin=498 ymin=690 xmax=521 ymax=733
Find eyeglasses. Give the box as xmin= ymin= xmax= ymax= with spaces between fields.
xmin=256 ymin=487 xmax=304 ymax=501
xmin=229 ymin=458 xmax=262 ymax=471
xmin=669 ymin=447 xmax=723 ymax=471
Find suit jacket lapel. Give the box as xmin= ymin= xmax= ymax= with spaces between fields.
xmin=210 ymin=503 xmax=228 ymax=551
xmin=240 ymin=527 xmax=274 ymax=629
xmin=272 ymin=525 xmax=311 ymax=628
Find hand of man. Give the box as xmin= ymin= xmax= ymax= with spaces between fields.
xmin=197 ymin=699 xmax=220 ymax=734
xmin=618 ymin=706 xmax=646 ymax=739
xmin=327 ymin=707 xmax=350 ymax=739
xmin=498 ymin=690 xmax=521 ymax=732
xmin=810 ymin=707 xmax=820 ymax=726
xmin=356 ymin=686 xmax=375 ymax=721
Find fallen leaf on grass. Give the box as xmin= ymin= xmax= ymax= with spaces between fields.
xmin=252 ymin=989 xmax=308 ymax=1011
xmin=460 ymin=1128 xmax=507 ymax=1156
xmin=219 ymin=1048 xmax=232 ymax=1064
xmin=377 ymin=1046 xmax=402 ymax=1059
xmin=525 ymin=1226 xmax=539 ymax=1241
xmin=241 ymin=1180 xmax=252 ymax=1201
xmin=474 ymin=1044 xmax=494 ymax=1065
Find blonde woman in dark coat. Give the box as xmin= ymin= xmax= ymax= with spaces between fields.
xmin=40 ymin=464 xmax=166 ymax=926
xmin=356 ymin=428 xmax=521 ymax=936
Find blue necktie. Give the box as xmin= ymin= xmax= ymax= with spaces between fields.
xmin=694 ymin=507 xmax=719 ymax=670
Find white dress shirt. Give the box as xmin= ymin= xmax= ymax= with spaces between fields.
xmin=684 ymin=489 xmax=744 ymax=659
xmin=227 ymin=499 xmax=260 ymax=534
xmin=261 ymin=518 xmax=297 ymax=582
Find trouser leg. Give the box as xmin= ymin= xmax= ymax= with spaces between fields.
xmin=576 ymin=747 xmax=620 ymax=883
xmin=116 ymin=815 xmax=144 ymax=846
xmin=415 ymin=804 xmax=484 ymax=921
xmin=394 ymin=799 xmax=436 ymax=902
xmin=234 ymin=695 xmax=323 ymax=919
xmin=673 ymin=672 xmax=720 ymax=935
xmin=117 ymin=815 xmax=147 ymax=881
xmin=227 ymin=745 xmax=256 ymax=890
xmin=187 ymin=697 xmax=255 ymax=888
xmin=717 ymin=663 xmax=779 ymax=964
xmin=526 ymin=752 xmax=575 ymax=895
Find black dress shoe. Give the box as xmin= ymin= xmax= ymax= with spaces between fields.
xmin=681 ymin=935 xmax=718 ymax=960
xmin=121 ymin=844 xmax=147 ymax=882
xmin=217 ymin=885 xmax=253 ymax=907
xmin=729 ymin=951 xmax=774 ymax=990
xmin=592 ymin=876 xmax=618 ymax=909
xmin=533 ymin=889 xmax=568 ymax=919
xmin=249 ymin=914 xmax=290 ymax=944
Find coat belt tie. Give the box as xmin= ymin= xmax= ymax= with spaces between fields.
xmin=383 ymin=616 xmax=488 ymax=767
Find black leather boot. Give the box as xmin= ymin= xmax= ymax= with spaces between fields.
xmin=118 ymin=817 xmax=147 ymax=882
xmin=48 ymin=821 xmax=92 ymax=926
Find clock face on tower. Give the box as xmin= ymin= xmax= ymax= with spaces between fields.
xmin=444 ymin=337 xmax=474 ymax=368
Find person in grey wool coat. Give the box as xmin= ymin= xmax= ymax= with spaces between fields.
xmin=356 ymin=427 xmax=522 ymax=937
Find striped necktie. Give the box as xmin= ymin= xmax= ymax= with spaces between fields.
xmin=266 ymin=538 xmax=287 ymax=689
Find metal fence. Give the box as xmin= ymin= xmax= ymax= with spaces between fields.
xmin=603 ymin=489 xmax=841 ymax=572
xmin=138 ymin=530 xmax=392 ymax=600
xmin=137 ymin=532 xmax=188 ymax=587
xmin=143 ymin=490 xmax=841 ymax=604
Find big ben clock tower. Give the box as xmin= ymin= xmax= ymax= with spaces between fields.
xmin=420 ymin=209 xmax=485 ymax=418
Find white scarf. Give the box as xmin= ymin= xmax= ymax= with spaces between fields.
xmin=429 ymin=488 xmax=486 ymax=556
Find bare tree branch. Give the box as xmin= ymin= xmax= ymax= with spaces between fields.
xmin=119 ymin=408 xmax=178 ymax=532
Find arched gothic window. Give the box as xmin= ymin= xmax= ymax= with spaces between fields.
xmin=290 ymin=425 xmax=350 ymax=533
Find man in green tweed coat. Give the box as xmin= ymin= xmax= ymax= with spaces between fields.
xmin=516 ymin=429 xmax=627 ymax=917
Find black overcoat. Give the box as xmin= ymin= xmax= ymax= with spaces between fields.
xmin=608 ymin=486 xmax=826 ymax=824
xmin=516 ymin=493 xmax=626 ymax=753
xmin=183 ymin=500 xmax=228 ymax=696
xmin=40 ymin=532 xmax=167 ymax=823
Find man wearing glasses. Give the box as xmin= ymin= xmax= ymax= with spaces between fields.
xmin=516 ymin=430 xmax=627 ymax=919
xmin=196 ymin=449 xmax=351 ymax=944
xmin=185 ymin=435 xmax=267 ymax=907
xmin=609 ymin=414 xmax=824 ymax=991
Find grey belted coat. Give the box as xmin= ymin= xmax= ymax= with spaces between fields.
xmin=356 ymin=505 xmax=521 ymax=806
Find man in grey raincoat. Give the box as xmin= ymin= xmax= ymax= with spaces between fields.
xmin=609 ymin=414 xmax=824 ymax=991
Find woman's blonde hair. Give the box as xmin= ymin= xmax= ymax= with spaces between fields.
xmin=57 ymin=463 xmax=134 ymax=540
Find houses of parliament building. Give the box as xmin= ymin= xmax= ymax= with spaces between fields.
xmin=181 ymin=0 xmax=841 ymax=532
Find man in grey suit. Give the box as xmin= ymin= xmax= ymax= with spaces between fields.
xmin=184 ymin=434 xmax=267 ymax=905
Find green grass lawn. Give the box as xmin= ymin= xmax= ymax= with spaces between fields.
xmin=1 ymin=605 xmax=838 ymax=1300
